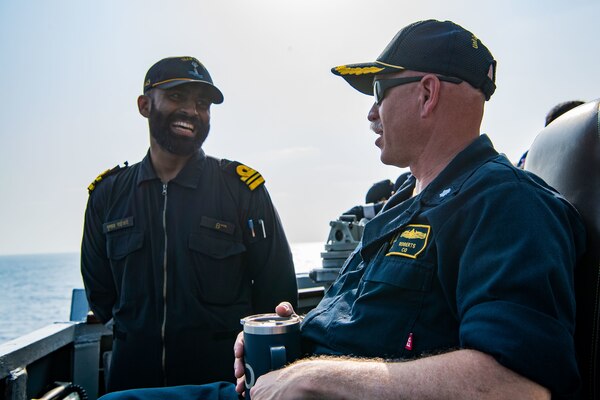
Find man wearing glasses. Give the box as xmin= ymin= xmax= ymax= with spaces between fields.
xmin=239 ymin=19 xmax=584 ymax=400
xmin=101 ymin=20 xmax=585 ymax=400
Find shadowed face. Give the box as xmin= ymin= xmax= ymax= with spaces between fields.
xmin=145 ymin=84 xmax=212 ymax=156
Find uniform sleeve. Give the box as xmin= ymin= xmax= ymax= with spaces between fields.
xmin=439 ymin=182 xmax=584 ymax=397
xmin=244 ymin=185 xmax=298 ymax=312
xmin=80 ymin=191 xmax=116 ymax=323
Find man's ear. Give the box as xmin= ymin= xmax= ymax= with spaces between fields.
xmin=138 ymin=94 xmax=151 ymax=118
xmin=418 ymin=74 xmax=441 ymax=117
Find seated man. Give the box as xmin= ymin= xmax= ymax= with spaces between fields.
xmin=101 ymin=19 xmax=585 ymax=400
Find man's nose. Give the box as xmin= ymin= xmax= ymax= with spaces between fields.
xmin=180 ymin=99 xmax=199 ymax=116
xmin=367 ymin=103 xmax=380 ymax=122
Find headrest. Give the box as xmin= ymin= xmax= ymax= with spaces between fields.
xmin=525 ymin=99 xmax=600 ymax=239
xmin=526 ymin=99 xmax=600 ymax=399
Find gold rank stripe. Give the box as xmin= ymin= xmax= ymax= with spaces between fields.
xmin=235 ymin=164 xmax=265 ymax=191
xmin=87 ymin=169 xmax=110 ymax=193
xmin=244 ymin=172 xmax=265 ymax=190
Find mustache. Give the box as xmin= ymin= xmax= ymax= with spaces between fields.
xmin=370 ymin=122 xmax=383 ymax=133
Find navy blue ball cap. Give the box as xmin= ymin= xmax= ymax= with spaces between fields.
xmin=143 ymin=56 xmax=224 ymax=104
xmin=331 ymin=20 xmax=497 ymax=101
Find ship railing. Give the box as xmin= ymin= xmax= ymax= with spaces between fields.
xmin=1 ymin=277 xmax=325 ymax=400
xmin=0 ymin=318 xmax=111 ymax=400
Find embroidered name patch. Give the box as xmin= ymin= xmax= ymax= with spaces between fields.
xmin=103 ymin=217 xmax=134 ymax=233
xmin=200 ymin=216 xmax=235 ymax=235
xmin=386 ymin=224 xmax=431 ymax=259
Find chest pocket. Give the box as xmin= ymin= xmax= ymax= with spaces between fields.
xmin=356 ymin=257 xmax=433 ymax=355
xmin=107 ymin=229 xmax=144 ymax=260
xmin=188 ymin=232 xmax=247 ymax=304
xmin=106 ymin=229 xmax=145 ymax=301
xmin=362 ymin=256 xmax=433 ymax=292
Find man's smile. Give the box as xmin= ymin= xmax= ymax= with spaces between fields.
xmin=171 ymin=120 xmax=195 ymax=137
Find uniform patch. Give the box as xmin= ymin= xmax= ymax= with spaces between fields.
xmin=235 ymin=164 xmax=265 ymax=191
xmin=88 ymin=162 xmax=129 ymax=194
xmin=200 ymin=216 xmax=235 ymax=235
xmin=103 ymin=217 xmax=134 ymax=233
xmin=387 ymin=224 xmax=431 ymax=259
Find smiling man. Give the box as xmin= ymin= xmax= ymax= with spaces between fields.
xmin=81 ymin=56 xmax=297 ymax=393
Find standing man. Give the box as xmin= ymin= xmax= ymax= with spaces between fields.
xmin=81 ymin=56 xmax=297 ymax=392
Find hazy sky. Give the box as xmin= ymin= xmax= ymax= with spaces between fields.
xmin=1 ymin=0 xmax=598 ymax=255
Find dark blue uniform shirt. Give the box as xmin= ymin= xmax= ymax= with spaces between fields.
xmin=301 ymin=135 xmax=585 ymax=398
xmin=81 ymin=149 xmax=297 ymax=391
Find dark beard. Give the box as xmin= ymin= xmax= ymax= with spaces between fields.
xmin=148 ymin=110 xmax=210 ymax=156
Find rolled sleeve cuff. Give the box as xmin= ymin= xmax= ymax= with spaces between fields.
xmin=460 ymin=301 xmax=580 ymax=397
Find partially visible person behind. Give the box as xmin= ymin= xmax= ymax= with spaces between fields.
xmin=98 ymin=20 xmax=586 ymax=400
xmin=81 ymin=56 xmax=297 ymax=392
xmin=545 ymin=100 xmax=586 ymax=127
xmin=343 ymin=172 xmax=410 ymax=221
xmin=516 ymin=99 xmax=585 ymax=168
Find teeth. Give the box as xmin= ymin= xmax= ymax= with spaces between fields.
xmin=173 ymin=121 xmax=194 ymax=130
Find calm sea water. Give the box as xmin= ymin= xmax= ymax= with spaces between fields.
xmin=0 ymin=242 xmax=323 ymax=344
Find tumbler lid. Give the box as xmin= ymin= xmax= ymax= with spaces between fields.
xmin=241 ymin=313 xmax=302 ymax=335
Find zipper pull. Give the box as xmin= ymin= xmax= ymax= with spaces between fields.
xmin=162 ymin=183 xmax=168 ymax=196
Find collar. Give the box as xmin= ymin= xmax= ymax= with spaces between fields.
xmin=137 ymin=149 xmax=207 ymax=188
xmin=360 ymin=134 xmax=499 ymax=249
xmin=418 ymin=134 xmax=498 ymax=206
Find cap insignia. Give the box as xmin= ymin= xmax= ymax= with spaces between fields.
xmin=190 ymin=61 xmax=204 ymax=79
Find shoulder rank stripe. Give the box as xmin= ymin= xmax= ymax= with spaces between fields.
xmin=236 ymin=164 xmax=265 ymax=191
xmin=88 ymin=161 xmax=129 ymax=194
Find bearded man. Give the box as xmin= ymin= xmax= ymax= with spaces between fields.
xmin=81 ymin=56 xmax=297 ymax=393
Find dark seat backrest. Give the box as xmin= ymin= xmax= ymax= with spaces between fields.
xmin=525 ymin=99 xmax=600 ymax=399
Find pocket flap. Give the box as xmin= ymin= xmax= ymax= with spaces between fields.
xmin=363 ymin=258 xmax=432 ymax=291
xmin=189 ymin=233 xmax=246 ymax=259
xmin=107 ymin=230 xmax=144 ymax=260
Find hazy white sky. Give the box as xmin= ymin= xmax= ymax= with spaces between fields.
xmin=0 ymin=0 xmax=598 ymax=255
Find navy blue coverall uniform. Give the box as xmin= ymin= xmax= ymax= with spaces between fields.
xmin=81 ymin=149 xmax=297 ymax=392
xmin=98 ymin=134 xmax=585 ymax=400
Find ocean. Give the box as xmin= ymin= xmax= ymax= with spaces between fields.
xmin=0 ymin=242 xmax=324 ymax=344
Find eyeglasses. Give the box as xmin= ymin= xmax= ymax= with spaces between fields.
xmin=373 ymin=75 xmax=463 ymax=105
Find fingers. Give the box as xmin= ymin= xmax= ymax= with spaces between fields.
xmin=234 ymin=331 xmax=244 ymax=358
xmin=275 ymin=301 xmax=295 ymax=317
xmin=234 ymin=331 xmax=245 ymax=382
xmin=236 ymin=376 xmax=246 ymax=396
xmin=234 ymin=355 xmax=245 ymax=379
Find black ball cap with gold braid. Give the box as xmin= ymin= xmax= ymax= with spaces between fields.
xmin=331 ymin=20 xmax=497 ymax=101
xmin=143 ymin=56 xmax=224 ymax=104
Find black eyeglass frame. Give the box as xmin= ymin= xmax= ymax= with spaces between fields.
xmin=373 ymin=75 xmax=463 ymax=105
